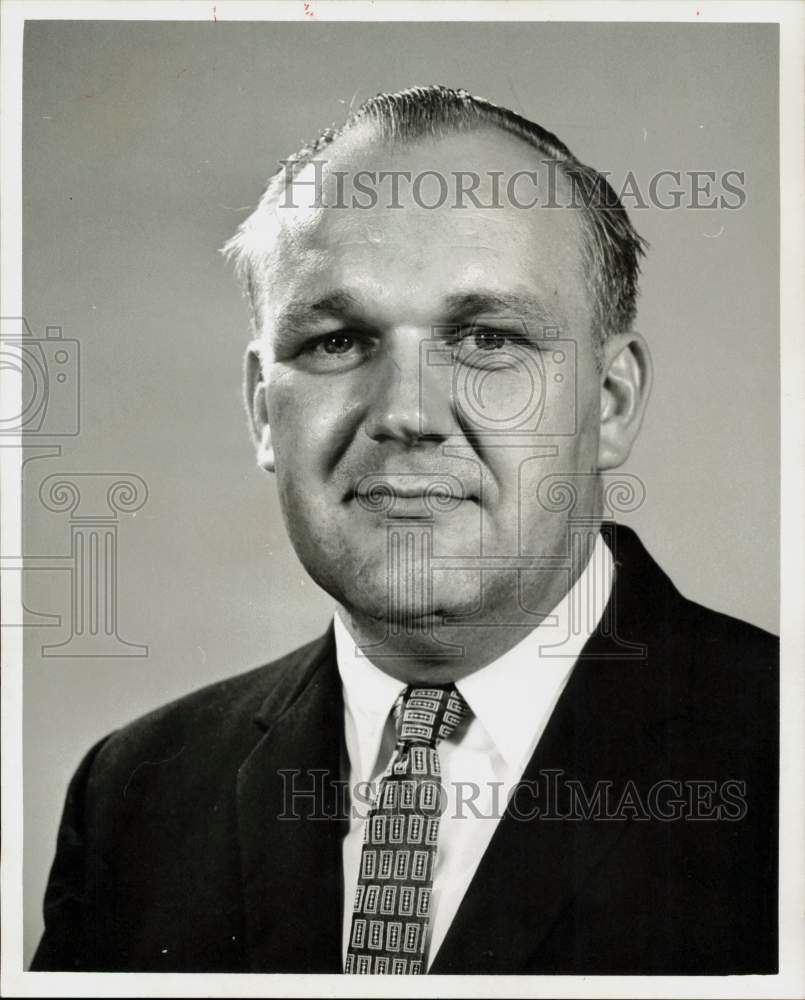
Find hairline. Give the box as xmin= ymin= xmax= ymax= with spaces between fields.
xmin=224 ymin=92 xmax=646 ymax=365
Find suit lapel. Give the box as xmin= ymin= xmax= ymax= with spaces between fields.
xmin=234 ymin=525 xmax=684 ymax=974
xmin=237 ymin=627 xmax=347 ymax=973
xmin=431 ymin=522 xmax=684 ymax=973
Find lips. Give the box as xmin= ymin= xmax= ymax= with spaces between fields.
xmin=358 ymin=482 xmax=453 ymax=499
xmin=349 ymin=472 xmax=472 ymax=514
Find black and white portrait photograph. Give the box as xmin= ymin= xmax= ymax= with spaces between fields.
xmin=1 ymin=2 xmax=803 ymax=997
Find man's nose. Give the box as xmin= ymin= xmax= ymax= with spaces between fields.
xmin=363 ymin=330 xmax=453 ymax=445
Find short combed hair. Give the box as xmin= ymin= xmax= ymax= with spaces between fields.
xmin=223 ymin=85 xmax=647 ymax=354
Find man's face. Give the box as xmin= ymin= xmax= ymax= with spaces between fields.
xmin=252 ymin=129 xmax=604 ymax=625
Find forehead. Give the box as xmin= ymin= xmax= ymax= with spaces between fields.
xmin=262 ymin=128 xmax=592 ymax=335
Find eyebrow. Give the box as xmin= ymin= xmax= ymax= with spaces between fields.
xmin=271 ymin=288 xmax=565 ymax=344
xmin=274 ymin=291 xmax=364 ymax=333
xmin=441 ymin=292 xmax=564 ymax=332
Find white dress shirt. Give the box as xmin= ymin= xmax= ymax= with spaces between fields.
xmin=335 ymin=531 xmax=614 ymax=969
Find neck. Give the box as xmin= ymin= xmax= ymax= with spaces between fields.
xmin=337 ymin=521 xmax=603 ymax=685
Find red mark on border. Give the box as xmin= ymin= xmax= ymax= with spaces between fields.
xmin=213 ymin=5 xmax=218 ymax=21
xmin=303 ymin=2 xmax=315 ymax=16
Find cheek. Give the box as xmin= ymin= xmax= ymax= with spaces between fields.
xmin=266 ymin=377 xmax=320 ymax=492
xmin=266 ymin=365 xmax=315 ymax=424
xmin=266 ymin=368 xmax=366 ymax=479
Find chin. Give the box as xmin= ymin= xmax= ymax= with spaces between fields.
xmin=296 ymin=536 xmax=488 ymax=622
xmin=356 ymin=575 xmax=486 ymax=626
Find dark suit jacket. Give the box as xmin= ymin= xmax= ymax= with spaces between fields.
xmin=31 ymin=523 xmax=778 ymax=974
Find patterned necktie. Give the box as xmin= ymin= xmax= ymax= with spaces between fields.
xmin=345 ymin=685 xmax=469 ymax=975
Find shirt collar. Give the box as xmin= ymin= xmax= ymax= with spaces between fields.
xmin=335 ymin=531 xmax=613 ymax=779
xmin=334 ymin=613 xmax=405 ymax=783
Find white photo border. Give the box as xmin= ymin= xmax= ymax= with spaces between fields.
xmin=2 ymin=2 xmax=802 ymax=998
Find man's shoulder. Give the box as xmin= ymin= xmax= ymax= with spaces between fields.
xmin=607 ymin=521 xmax=778 ymax=659
xmin=604 ymin=521 xmax=778 ymax=728
xmin=89 ymin=630 xmax=333 ymax=785
xmin=684 ymin=594 xmax=777 ymax=665
xmin=676 ymin=594 xmax=778 ymax=726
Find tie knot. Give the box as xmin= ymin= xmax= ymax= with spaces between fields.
xmin=394 ymin=685 xmax=468 ymax=748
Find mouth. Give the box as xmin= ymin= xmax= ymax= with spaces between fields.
xmin=348 ymin=473 xmax=475 ymax=514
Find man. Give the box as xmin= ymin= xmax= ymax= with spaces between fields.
xmin=32 ymin=86 xmax=778 ymax=975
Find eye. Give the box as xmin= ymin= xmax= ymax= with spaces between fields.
xmin=452 ymin=327 xmax=530 ymax=370
xmin=292 ymin=330 xmax=376 ymax=373
xmin=321 ymin=333 xmax=357 ymax=355
xmin=472 ymin=330 xmax=507 ymax=351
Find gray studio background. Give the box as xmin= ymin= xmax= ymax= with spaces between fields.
xmin=22 ymin=21 xmax=779 ymax=962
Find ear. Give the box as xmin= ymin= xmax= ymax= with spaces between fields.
xmin=597 ymin=332 xmax=653 ymax=470
xmin=245 ymin=340 xmax=275 ymax=473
